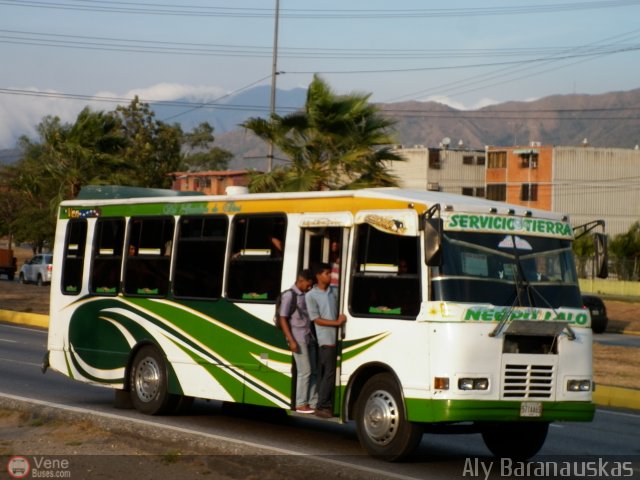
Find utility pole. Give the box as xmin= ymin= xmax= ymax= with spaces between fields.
xmin=268 ymin=0 xmax=280 ymax=172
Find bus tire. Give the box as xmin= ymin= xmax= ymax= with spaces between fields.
xmin=129 ymin=345 xmax=177 ymax=415
xmin=481 ymin=422 xmax=549 ymax=459
xmin=355 ymin=373 xmax=423 ymax=461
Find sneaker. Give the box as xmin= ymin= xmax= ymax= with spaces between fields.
xmin=295 ymin=405 xmax=314 ymax=414
xmin=314 ymin=408 xmax=333 ymax=419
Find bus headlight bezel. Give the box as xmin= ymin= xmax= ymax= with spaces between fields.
xmin=458 ymin=377 xmax=489 ymax=391
xmin=566 ymin=379 xmax=592 ymax=392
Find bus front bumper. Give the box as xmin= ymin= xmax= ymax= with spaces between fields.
xmin=406 ymin=398 xmax=595 ymax=423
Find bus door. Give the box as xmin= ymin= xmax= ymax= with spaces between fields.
xmin=299 ymin=213 xmax=352 ymax=412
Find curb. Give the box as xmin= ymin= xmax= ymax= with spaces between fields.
xmin=1 ymin=309 xmax=638 ymax=411
xmin=593 ymin=385 xmax=640 ymax=411
xmin=0 ymin=309 xmax=48 ymax=329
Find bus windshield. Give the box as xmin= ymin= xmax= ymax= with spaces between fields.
xmin=431 ymin=231 xmax=582 ymax=309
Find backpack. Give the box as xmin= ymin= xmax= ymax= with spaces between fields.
xmin=273 ymin=288 xmax=298 ymax=330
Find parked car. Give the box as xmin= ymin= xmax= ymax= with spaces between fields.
xmin=19 ymin=253 xmax=53 ymax=286
xmin=582 ymin=294 xmax=608 ymax=334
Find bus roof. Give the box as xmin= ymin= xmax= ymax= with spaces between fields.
xmin=64 ymin=186 xmax=567 ymax=222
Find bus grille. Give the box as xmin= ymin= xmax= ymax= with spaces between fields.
xmin=502 ymin=364 xmax=554 ymax=399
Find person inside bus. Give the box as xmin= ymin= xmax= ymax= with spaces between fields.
xmin=329 ymin=239 xmax=340 ymax=287
xmin=271 ymin=236 xmax=283 ymax=256
xmin=278 ymin=269 xmax=317 ymax=414
xmin=306 ymin=263 xmax=347 ymax=418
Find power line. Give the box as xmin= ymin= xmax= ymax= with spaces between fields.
xmin=161 ymin=74 xmax=273 ymax=121
xmin=5 ymin=28 xmax=632 ymax=60
xmin=0 ymin=86 xmax=297 ymax=113
xmin=384 ymin=27 xmax=640 ymax=103
xmin=1 ymin=0 xmax=639 ymax=18
xmin=2 ymin=86 xmax=640 ymax=123
xmin=285 ymin=45 xmax=640 ymax=75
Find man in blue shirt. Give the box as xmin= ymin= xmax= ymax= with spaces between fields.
xmin=306 ymin=263 xmax=347 ymax=418
xmin=279 ymin=269 xmax=316 ymax=413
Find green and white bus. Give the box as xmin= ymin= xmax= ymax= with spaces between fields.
xmin=45 ymin=185 xmax=606 ymax=460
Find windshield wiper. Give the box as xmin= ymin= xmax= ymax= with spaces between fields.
xmin=489 ymin=236 xmax=575 ymax=340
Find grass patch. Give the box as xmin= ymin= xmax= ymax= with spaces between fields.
xmin=593 ymin=343 xmax=640 ymax=390
xmin=161 ymin=450 xmax=182 ymax=465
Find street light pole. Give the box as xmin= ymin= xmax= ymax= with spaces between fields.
xmin=268 ymin=0 xmax=280 ymax=172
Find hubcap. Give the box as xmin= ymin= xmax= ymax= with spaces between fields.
xmin=134 ymin=356 xmax=160 ymax=403
xmin=363 ymin=389 xmax=399 ymax=446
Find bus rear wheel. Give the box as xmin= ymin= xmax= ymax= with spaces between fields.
xmin=355 ymin=373 xmax=423 ymax=461
xmin=481 ymin=422 xmax=549 ymax=459
xmin=129 ymin=346 xmax=177 ymax=415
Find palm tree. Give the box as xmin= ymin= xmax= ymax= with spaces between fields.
xmin=242 ymin=75 xmax=403 ymax=192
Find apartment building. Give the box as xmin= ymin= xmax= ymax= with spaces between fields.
xmin=389 ymin=144 xmax=486 ymax=196
xmin=170 ymin=170 xmax=250 ymax=195
xmin=486 ymin=144 xmax=640 ymax=237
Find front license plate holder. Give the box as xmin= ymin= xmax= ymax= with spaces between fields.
xmin=520 ymin=401 xmax=543 ymax=417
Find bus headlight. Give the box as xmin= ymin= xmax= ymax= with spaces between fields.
xmin=458 ymin=378 xmax=489 ymax=391
xmin=567 ymin=379 xmax=591 ymax=392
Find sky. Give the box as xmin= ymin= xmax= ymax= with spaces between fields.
xmin=1 ymin=0 xmax=640 ymax=148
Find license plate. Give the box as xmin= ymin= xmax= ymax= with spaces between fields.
xmin=520 ymin=401 xmax=543 ymax=417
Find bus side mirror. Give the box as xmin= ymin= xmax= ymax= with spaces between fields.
xmin=424 ymin=218 xmax=443 ymax=266
xmin=594 ymin=233 xmax=608 ymax=279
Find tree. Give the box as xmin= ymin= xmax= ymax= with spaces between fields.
xmin=572 ymin=232 xmax=595 ymax=278
xmin=2 ymin=149 xmax=57 ymax=252
xmin=0 ymin=173 xmax=22 ymax=248
xmin=181 ymin=122 xmax=233 ymax=171
xmin=113 ymin=96 xmax=183 ymax=188
xmin=34 ymin=109 xmax=130 ymax=200
xmin=609 ymin=222 xmax=640 ymax=280
xmin=4 ymin=98 xmax=231 ymax=249
xmin=242 ymin=75 xmax=402 ymax=192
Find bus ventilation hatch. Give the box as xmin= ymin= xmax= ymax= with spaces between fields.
xmin=502 ymin=363 xmax=554 ymax=399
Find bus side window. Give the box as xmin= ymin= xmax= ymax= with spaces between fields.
xmin=124 ymin=217 xmax=174 ymax=297
xmin=227 ymin=214 xmax=286 ymax=302
xmin=61 ymin=219 xmax=88 ymax=295
xmin=90 ymin=218 xmax=125 ymax=295
xmin=350 ymin=224 xmax=421 ymax=318
xmin=173 ymin=215 xmax=228 ymax=299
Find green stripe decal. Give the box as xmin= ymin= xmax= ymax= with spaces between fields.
xmin=65 ymin=295 xmax=390 ymax=408
xmin=405 ymin=398 xmax=595 ymax=423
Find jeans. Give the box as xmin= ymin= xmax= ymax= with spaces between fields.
xmin=316 ymin=345 xmax=337 ymax=410
xmin=293 ymin=341 xmax=318 ymax=408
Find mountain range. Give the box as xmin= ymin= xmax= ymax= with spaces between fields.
xmin=2 ymin=86 xmax=639 ymax=170
xmin=210 ymin=87 xmax=640 ymax=171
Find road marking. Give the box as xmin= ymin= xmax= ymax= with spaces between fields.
xmin=0 ymin=338 xmax=17 ymax=343
xmin=0 ymin=357 xmax=41 ymax=367
xmin=0 ymin=392 xmax=422 ymax=480
xmin=0 ymin=323 xmax=47 ymax=334
xmin=597 ymin=409 xmax=640 ymax=419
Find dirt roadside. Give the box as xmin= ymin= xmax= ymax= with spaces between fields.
xmin=0 ymin=398 xmax=376 ymax=480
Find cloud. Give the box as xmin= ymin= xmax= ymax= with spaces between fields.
xmin=421 ymin=95 xmax=501 ymax=111
xmin=96 ymin=83 xmax=227 ymax=102
xmin=0 ymin=83 xmax=228 ymax=149
xmin=0 ymin=88 xmax=83 ymax=149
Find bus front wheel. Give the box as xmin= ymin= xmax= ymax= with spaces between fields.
xmin=129 ymin=346 xmax=177 ymax=415
xmin=355 ymin=373 xmax=423 ymax=461
xmin=481 ymin=422 xmax=549 ymax=459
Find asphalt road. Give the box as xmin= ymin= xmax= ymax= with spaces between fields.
xmin=593 ymin=332 xmax=640 ymax=348
xmin=1 ymin=322 xmax=639 ymax=479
